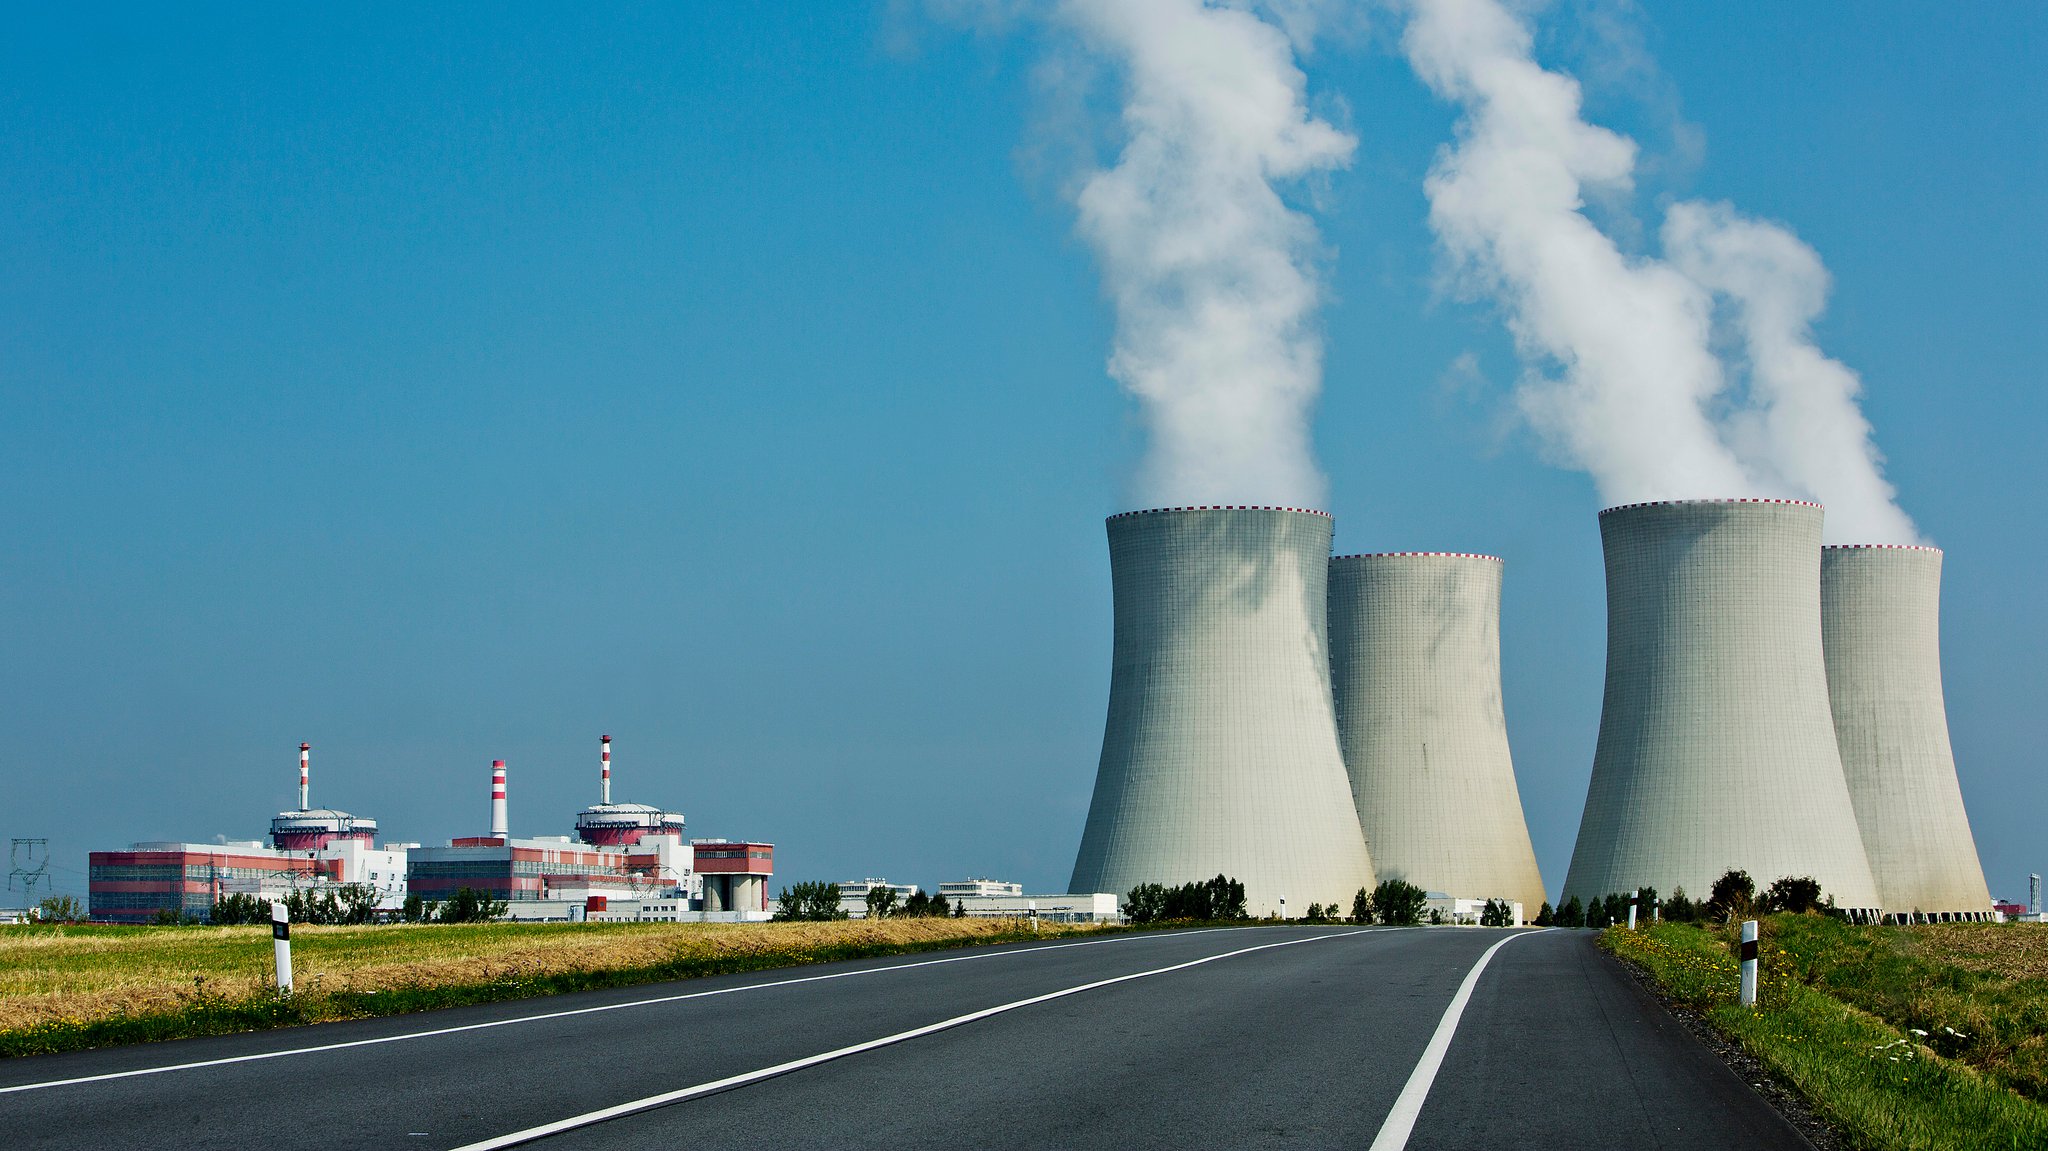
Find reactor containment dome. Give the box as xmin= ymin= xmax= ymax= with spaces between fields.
xmin=1068 ymin=507 xmax=1375 ymax=916
xmin=1327 ymin=552 xmax=1546 ymax=912
xmin=270 ymin=743 xmax=377 ymax=852
xmin=1562 ymin=500 xmax=1882 ymax=918
xmin=1821 ymin=545 xmax=1993 ymax=921
xmin=574 ymin=735 xmax=686 ymax=847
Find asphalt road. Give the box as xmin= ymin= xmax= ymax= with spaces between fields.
xmin=0 ymin=926 xmax=1810 ymax=1150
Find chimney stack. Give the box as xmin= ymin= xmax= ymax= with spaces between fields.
xmin=601 ymin=735 xmax=612 ymax=805
xmin=298 ymin=743 xmax=311 ymax=812
xmin=491 ymin=759 xmax=508 ymax=840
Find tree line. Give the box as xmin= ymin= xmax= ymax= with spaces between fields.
xmin=1531 ymin=870 xmax=1831 ymax=928
xmin=770 ymin=881 xmax=968 ymax=922
xmin=207 ymin=885 xmax=507 ymax=925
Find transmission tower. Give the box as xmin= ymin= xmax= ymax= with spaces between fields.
xmin=8 ymin=839 xmax=51 ymax=908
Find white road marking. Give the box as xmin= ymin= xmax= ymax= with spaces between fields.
xmin=448 ymin=928 xmax=1375 ymax=1151
xmin=0 ymin=927 xmax=1243 ymax=1096
xmin=1368 ymin=928 xmax=1552 ymax=1151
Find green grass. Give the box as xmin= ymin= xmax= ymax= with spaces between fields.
xmin=0 ymin=917 xmax=1131 ymax=1059
xmin=1603 ymin=916 xmax=2048 ymax=1150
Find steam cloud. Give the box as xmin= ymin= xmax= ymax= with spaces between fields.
xmin=1403 ymin=0 xmax=1920 ymax=543
xmin=1059 ymin=0 xmax=1354 ymax=508
xmin=1662 ymin=202 xmax=1919 ymax=544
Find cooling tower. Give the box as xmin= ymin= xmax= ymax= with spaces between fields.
xmin=1562 ymin=500 xmax=1882 ymax=917
xmin=1327 ymin=553 xmax=1546 ymax=912
xmin=1822 ymin=545 xmax=1993 ymax=921
xmin=1069 ymin=506 xmax=1375 ymax=915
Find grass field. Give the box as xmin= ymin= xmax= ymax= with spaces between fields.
xmin=0 ymin=916 xmax=1109 ymax=1058
xmin=1603 ymin=916 xmax=2048 ymax=1150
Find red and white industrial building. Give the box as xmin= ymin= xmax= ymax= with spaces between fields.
xmin=89 ymin=738 xmax=774 ymax=923
xmin=90 ymin=744 xmax=410 ymax=923
xmin=404 ymin=740 xmax=774 ymax=922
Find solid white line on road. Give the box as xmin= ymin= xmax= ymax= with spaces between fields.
xmin=1368 ymin=928 xmax=1553 ymax=1151
xmin=450 ymin=929 xmax=1377 ymax=1151
xmin=0 ymin=927 xmax=1245 ymax=1096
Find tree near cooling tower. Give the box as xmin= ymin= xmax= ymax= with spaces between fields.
xmin=1368 ymin=878 xmax=1428 ymax=926
xmin=1706 ymin=870 xmax=1756 ymax=924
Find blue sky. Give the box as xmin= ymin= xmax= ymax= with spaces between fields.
xmin=2 ymin=4 xmax=2041 ymax=905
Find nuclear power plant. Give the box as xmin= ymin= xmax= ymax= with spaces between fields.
xmin=1327 ymin=553 xmax=1547 ymax=914
xmin=1068 ymin=507 xmax=1377 ymax=916
xmin=1562 ymin=500 xmax=1884 ymax=917
xmin=1822 ymin=545 xmax=1994 ymax=921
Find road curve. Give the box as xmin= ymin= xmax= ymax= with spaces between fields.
xmin=0 ymin=926 xmax=1809 ymax=1150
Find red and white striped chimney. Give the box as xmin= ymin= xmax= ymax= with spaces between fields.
xmin=600 ymin=735 xmax=612 ymax=805
xmin=490 ymin=759 xmax=508 ymax=840
xmin=298 ymin=743 xmax=311 ymax=811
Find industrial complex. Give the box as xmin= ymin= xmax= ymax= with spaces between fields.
xmin=88 ymin=737 xmax=776 ymax=924
xmin=73 ymin=499 xmax=2004 ymax=929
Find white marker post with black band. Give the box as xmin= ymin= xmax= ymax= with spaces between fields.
xmin=1628 ymin=889 xmax=1639 ymax=930
xmin=272 ymin=902 xmax=293 ymax=995
xmin=1739 ymin=919 xmax=1758 ymax=1007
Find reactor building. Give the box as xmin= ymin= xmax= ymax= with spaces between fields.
xmin=269 ymin=742 xmax=378 ymax=852
xmin=1068 ymin=506 xmax=1376 ymax=916
xmin=1562 ymin=500 xmax=1883 ymax=917
xmin=574 ymin=735 xmax=687 ymax=847
xmin=1327 ymin=552 xmax=1546 ymax=914
xmin=1821 ymin=544 xmax=1993 ymax=921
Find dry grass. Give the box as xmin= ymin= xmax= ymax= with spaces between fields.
xmin=0 ymin=917 xmax=1094 ymax=1039
xmin=1908 ymin=923 xmax=2048 ymax=983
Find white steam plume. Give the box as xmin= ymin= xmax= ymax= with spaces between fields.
xmin=1059 ymin=0 xmax=1354 ymax=508
xmin=1402 ymin=0 xmax=1753 ymax=506
xmin=1663 ymin=201 xmax=1921 ymax=543
xmin=1402 ymin=0 xmax=1920 ymax=542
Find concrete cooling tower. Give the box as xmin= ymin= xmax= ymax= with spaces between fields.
xmin=1562 ymin=500 xmax=1882 ymax=917
xmin=1069 ymin=506 xmax=1375 ymax=915
xmin=1327 ymin=553 xmax=1546 ymax=913
xmin=1822 ymin=545 xmax=1993 ymax=921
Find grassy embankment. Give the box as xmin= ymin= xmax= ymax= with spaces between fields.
xmin=0 ymin=917 xmax=1113 ymax=1059
xmin=1603 ymin=915 xmax=2048 ymax=1150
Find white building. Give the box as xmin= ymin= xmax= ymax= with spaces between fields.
xmin=1422 ymin=893 xmax=1525 ymax=926
xmin=941 ymin=878 xmax=1024 ymax=899
xmin=953 ymin=892 xmax=1121 ymax=923
xmin=837 ymin=878 xmax=920 ymax=917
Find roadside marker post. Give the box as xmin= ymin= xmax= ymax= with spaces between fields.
xmin=1739 ymin=919 xmax=1758 ymax=1007
xmin=1028 ymin=901 xmax=1038 ymax=932
xmin=272 ymin=901 xmax=294 ymax=995
xmin=1627 ymin=890 xmax=1639 ymax=930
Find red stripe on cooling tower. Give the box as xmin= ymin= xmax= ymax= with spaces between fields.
xmin=1331 ymin=552 xmax=1503 ymax=562
xmin=1107 ymin=505 xmax=1333 ymax=520
xmin=1599 ymin=497 xmax=1824 ymax=515
xmin=1822 ymin=543 xmax=1942 ymax=553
